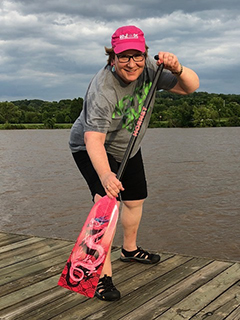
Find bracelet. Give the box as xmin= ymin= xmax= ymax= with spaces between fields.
xmin=172 ymin=63 xmax=183 ymax=76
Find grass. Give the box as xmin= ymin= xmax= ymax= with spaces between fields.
xmin=0 ymin=123 xmax=73 ymax=130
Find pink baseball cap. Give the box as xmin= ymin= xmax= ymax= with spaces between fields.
xmin=111 ymin=25 xmax=145 ymax=54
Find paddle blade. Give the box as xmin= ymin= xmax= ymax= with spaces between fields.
xmin=58 ymin=196 xmax=118 ymax=298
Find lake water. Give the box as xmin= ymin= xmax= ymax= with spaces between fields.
xmin=0 ymin=128 xmax=239 ymax=262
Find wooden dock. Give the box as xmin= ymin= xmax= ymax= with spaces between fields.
xmin=0 ymin=232 xmax=239 ymax=320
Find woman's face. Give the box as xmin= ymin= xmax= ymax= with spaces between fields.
xmin=113 ymin=50 xmax=146 ymax=84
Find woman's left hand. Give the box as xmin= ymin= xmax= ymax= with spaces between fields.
xmin=155 ymin=51 xmax=181 ymax=74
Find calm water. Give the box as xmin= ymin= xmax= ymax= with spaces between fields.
xmin=0 ymin=128 xmax=239 ymax=262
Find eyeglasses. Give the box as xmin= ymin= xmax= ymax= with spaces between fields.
xmin=116 ymin=53 xmax=146 ymax=63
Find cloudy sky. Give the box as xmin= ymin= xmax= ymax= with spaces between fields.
xmin=0 ymin=0 xmax=240 ymax=102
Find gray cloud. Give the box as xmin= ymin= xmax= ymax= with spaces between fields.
xmin=11 ymin=0 xmax=240 ymax=20
xmin=0 ymin=0 xmax=239 ymax=101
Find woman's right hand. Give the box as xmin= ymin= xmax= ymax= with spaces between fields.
xmin=84 ymin=131 xmax=124 ymax=198
xmin=100 ymin=171 xmax=124 ymax=199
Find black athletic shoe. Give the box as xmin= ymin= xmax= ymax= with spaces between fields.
xmin=120 ymin=246 xmax=160 ymax=264
xmin=95 ymin=275 xmax=121 ymax=301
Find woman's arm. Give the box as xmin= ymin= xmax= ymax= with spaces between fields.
xmin=170 ymin=65 xmax=200 ymax=95
xmin=84 ymin=131 xmax=124 ymax=199
xmin=155 ymin=51 xmax=199 ymax=95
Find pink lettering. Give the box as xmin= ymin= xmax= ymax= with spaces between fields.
xmin=133 ymin=107 xmax=147 ymax=137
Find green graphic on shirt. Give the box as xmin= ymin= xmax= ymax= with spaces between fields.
xmin=112 ymin=81 xmax=152 ymax=133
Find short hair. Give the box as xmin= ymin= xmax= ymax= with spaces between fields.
xmin=105 ymin=45 xmax=149 ymax=65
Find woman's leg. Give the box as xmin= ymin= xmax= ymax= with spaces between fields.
xmin=121 ymin=199 xmax=144 ymax=251
xmin=120 ymin=198 xmax=160 ymax=264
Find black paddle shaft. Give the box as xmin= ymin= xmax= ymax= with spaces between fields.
xmin=116 ymin=62 xmax=164 ymax=181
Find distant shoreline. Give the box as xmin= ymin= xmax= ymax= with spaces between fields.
xmin=0 ymin=119 xmax=237 ymax=130
xmin=1 ymin=92 xmax=240 ymax=129
xmin=0 ymin=123 xmax=73 ymax=130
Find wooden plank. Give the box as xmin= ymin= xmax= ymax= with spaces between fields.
xmin=0 ymin=238 xmax=72 ymax=268
xmin=0 ymin=263 xmax=65 ymax=298
xmin=0 ymin=286 xmax=72 ymax=320
xmin=0 ymin=244 xmax=73 ymax=286
xmin=0 ymin=238 xmax=66 ymax=261
xmin=0 ymin=233 xmax=26 ymax=240
xmin=120 ymin=260 xmax=232 ymax=320
xmin=49 ymin=255 xmax=196 ymax=319
xmin=10 ymin=285 xmax=88 ymax=320
xmin=0 ymin=247 xmax=124 ymax=320
xmin=0 ymin=247 xmax=121 ymax=298
xmin=111 ymin=247 xmax=122 ymax=261
xmin=13 ymin=254 xmax=173 ymax=320
xmin=83 ymin=257 xmax=218 ymax=320
xmin=0 ymin=232 xmax=18 ymax=236
xmin=0 ymin=233 xmax=239 ymax=320
xmin=0 ymin=234 xmax=29 ymax=247
xmin=0 ymin=232 xmax=9 ymax=238
xmin=0 ymin=274 xmax=62 ymax=310
xmin=0 ymin=237 xmax=45 ymax=254
xmin=225 ymin=306 xmax=240 ymax=320
xmin=193 ymin=281 xmax=240 ymax=319
xmin=155 ymin=263 xmax=240 ymax=319
xmin=0 ymin=242 xmax=73 ymax=276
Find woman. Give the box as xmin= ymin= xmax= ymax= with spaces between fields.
xmin=69 ymin=25 xmax=199 ymax=301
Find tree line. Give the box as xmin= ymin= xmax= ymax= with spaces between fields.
xmin=150 ymin=91 xmax=240 ymax=128
xmin=0 ymin=92 xmax=240 ymax=129
xmin=0 ymin=98 xmax=83 ymax=129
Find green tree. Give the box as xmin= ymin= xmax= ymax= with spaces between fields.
xmin=228 ymin=102 xmax=240 ymax=117
xmin=1 ymin=92 xmax=239 ymax=129
xmin=0 ymin=102 xmax=22 ymax=123
xmin=164 ymin=106 xmax=182 ymax=127
xmin=56 ymin=112 xmax=65 ymax=123
xmin=226 ymin=116 xmax=240 ymax=126
xmin=25 ymin=111 xmax=41 ymax=123
xmin=192 ymin=106 xmax=218 ymax=127
xmin=178 ymin=102 xmax=193 ymax=127
xmin=44 ymin=117 xmax=56 ymax=129
xmin=70 ymin=98 xmax=83 ymax=121
xmin=65 ymin=115 xmax=71 ymax=123
xmin=163 ymin=103 xmax=193 ymax=127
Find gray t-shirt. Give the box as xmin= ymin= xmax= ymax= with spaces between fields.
xmin=69 ymin=56 xmax=177 ymax=162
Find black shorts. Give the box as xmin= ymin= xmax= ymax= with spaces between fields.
xmin=72 ymin=149 xmax=147 ymax=201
